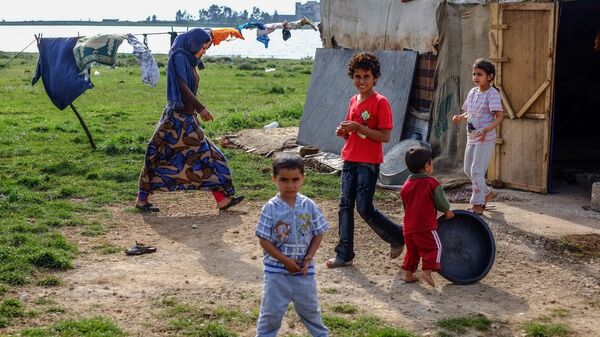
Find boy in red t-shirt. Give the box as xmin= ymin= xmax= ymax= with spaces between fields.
xmin=400 ymin=146 xmax=454 ymax=287
xmin=326 ymin=52 xmax=405 ymax=268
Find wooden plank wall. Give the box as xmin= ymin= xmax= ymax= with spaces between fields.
xmin=493 ymin=4 xmax=555 ymax=193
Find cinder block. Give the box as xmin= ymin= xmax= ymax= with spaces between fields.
xmin=592 ymin=182 xmax=600 ymax=210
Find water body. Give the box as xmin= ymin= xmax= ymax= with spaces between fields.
xmin=0 ymin=25 xmax=322 ymax=59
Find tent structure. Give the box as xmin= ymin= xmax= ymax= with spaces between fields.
xmin=315 ymin=0 xmax=600 ymax=193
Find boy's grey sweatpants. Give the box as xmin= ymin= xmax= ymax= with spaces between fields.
xmin=464 ymin=142 xmax=495 ymax=205
xmin=256 ymin=273 xmax=328 ymax=337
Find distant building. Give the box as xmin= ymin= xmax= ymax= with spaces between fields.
xmin=295 ymin=1 xmax=320 ymax=21
xmin=274 ymin=14 xmax=297 ymax=23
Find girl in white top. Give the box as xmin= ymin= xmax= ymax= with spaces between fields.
xmin=452 ymin=58 xmax=504 ymax=215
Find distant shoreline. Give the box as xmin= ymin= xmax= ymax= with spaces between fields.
xmin=0 ymin=20 xmax=301 ymax=27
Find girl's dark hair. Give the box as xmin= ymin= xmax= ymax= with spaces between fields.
xmin=473 ymin=58 xmax=496 ymax=81
xmin=405 ymin=146 xmax=432 ymax=174
xmin=348 ymin=52 xmax=381 ymax=79
xmin=272 ymin=152 xmax=305 ymax=176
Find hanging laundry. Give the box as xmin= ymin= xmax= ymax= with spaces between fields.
xmin=237 ymin=21 xmax=266 ymax=31
xmin=211 ymin=28 xmax=245 ymax=45
xmin=282 ymin=17 xmax=318 ymax=41
xmin=257 ymin=22 xmax=283 ymax=36
xmin=73 ymin=34 xmax=125 ymax=74
xmin=237 ymin=21 xmax=270 ymax=48
xmin=32 ymin=37 xmax=93 ymax=110
xmin=282 ymin=29 xmax=291 ymax=41
xmin=256 ymin=34 xmax=270 ymax=48
xmin=126 ymin=34 xmax=159 ymax=87
xmin=286 ymin=17 xmax=318 ymax=31
xmin=255 ymin=17 xmax=318 ymax=44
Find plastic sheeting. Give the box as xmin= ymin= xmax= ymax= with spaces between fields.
xmin=429 ymin=3 xmax=490 ymax=177
xmin=320 ymin=0 xmax=440 ymax=54
xmin=448 ymin=0 xmax=553 ymax=3
xmin=320 ymin=0 xmax=554 ymax=53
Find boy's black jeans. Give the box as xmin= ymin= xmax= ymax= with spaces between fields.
xmin=334 ymin=161 xmax=405 ymax=262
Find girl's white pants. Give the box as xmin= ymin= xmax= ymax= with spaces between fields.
xmin=464 ymin=142 xmax=495 ymax=205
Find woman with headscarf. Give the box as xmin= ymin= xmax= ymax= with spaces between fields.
xmin=135 ymin=28 xmax=244 ymax=212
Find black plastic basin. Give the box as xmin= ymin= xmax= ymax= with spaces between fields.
xmin=437 ymin=210 xmax=496 ymax=285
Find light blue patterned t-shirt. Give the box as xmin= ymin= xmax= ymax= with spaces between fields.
xmin=255 ymin=193 xmax=329 ymax=275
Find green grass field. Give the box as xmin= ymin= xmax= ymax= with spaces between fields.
xmin=0 ymin=52 xmax=342 ymax=271
xmin=0 ymin=52 xmax=344 ymax=331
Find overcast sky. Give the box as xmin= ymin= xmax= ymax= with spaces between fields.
xmin=1 ymin=0 xmax=308 ymax=21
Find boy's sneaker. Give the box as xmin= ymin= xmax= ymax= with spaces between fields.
xmin=326 ymin=257 xmax=353 ymax=268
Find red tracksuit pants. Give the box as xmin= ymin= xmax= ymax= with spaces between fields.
xmin=401 ymin=230 xmax=442 ymax=272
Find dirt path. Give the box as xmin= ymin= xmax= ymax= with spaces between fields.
xmin=9 ymin=190 xmax=600 ymax=336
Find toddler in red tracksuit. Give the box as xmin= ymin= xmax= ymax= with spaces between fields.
xmin=400 ymin=146 xmax=454 ymax=287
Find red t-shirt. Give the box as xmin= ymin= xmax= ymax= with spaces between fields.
xmin=340 ymin=93 xmax=393 ymax=164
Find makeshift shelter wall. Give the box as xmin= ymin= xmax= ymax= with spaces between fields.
xmin=318 ymin=0 xmax=555 ymax=183
xmin=429 ymin=3 xmax=491 ymax=177
xmin=449 ymin=0 xmax=553 ymax=3
xmin=319 ymin=0 xmax=555 ymax=55
xmin=320 ymin=0 xmax=440 ymax=54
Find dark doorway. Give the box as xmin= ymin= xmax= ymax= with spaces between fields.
xmin=551 ymin=0 xmax=600 ymax=195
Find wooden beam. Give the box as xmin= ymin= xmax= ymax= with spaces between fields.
xmin=503 ymin=3 xmax=554 ymax=11
xmin=489 ymin=57 xmax=510 ymax=63
xmin=542 ymin=2 xmax=557 ymax=193
xmin=489 ymin=32 xmax=498 ymax=55
xmin=490 ymin=24 xmax=508 ymax=30
xmin=504 ymin=181 xmax=547 ymax=194
xmin=503 ymin=113 xmax=545 ymax=120
xmin=488 ymin=3 xmax=501 ymax=183
xmin=497 ymin=86 xmax=516 ymax=119
xmin=516 ymin=80 xmax=550 ymax=118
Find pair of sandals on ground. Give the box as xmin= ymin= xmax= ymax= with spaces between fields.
xmin=467 ymin=191 xmax=496 ymax=215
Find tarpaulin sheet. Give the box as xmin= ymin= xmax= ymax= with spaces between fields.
xmin=321 ymin=0 xmax=440 ymax=54
xmin=429 ymin=3 xmax=490 ymax=177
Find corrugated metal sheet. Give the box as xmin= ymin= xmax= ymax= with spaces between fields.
xmin=297 ymin=48 xmax=417 ymax=154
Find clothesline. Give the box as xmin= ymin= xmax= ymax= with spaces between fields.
xmin=0 ymin=38 xmax=36 ymax=73
xmin=0 ymin=29 xmax=196 ymax=73
xmin=2 ymin=17 xmax=319 ymax=72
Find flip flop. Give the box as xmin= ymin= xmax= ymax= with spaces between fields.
xmin=485 ymin=191 xmax=496 ymax=203
xmin=135 ymin=203 xmax=160 ymax=212
xmin=125 ymin=241 xmax=157 ymax=256
xmin=218 ymin=196 xmax=245 ymax=211
xmin=467 ymin=207 xmax=484 ymax=215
